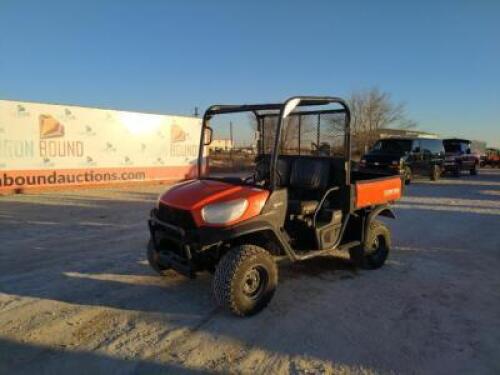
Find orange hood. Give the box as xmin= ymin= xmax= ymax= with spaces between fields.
xmin=159 ymin=179 xmax=270 ymax=226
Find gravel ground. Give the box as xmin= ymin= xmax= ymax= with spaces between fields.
xmin=1 ymin=170 xmax=499 ymax=374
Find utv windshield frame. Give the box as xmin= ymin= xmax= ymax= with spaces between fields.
xmin=198 ymin=96 xmax=352 ymax=189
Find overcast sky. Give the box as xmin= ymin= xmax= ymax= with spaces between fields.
xmin=1 ymin=0 xmax=499 ymax=146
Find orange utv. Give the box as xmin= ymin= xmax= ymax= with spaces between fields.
xmin=148 ymin=96 xmax=403 ymax=316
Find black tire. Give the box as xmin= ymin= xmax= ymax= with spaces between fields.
xmin=470 ymin=164 xmax=478 ymax=175
xmin=213 ymin=245 xmax=277 ymax=317
xmin=349 ymin=220 xmax=391 ymax=270
xmin=430 ymin=165 xmax=441 ymax=181
xmin=147 ymin=239 xmax=169 ymax=275
xmin=403 ymin=166 xmax=412 ymax=185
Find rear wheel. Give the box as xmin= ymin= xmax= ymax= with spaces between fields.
xmin=403 ymin=166 xmax=412 ymax=185
xmin=350 ymin=220 xmax=391 ymax=270
xmin=430 ymin=165 xmax=441 ymax=181
xmin=147 ymin=239 xmax=169 ymax=275
xmin=213 ymin=245 xmax=277 ymax=317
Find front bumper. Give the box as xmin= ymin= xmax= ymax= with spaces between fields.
xmin=148 ymin=212 xmax=196 ymax=277
xmin=148 ymin=209 xmax=249 ymax=277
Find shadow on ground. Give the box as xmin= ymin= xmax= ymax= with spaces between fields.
xmin=0 ymin=338 xmax=204 ymax=375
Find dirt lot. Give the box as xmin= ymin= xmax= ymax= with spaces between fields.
xmin=1 ymin=170 xmax=500 ymax=374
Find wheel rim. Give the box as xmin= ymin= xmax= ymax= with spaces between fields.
xmin=404 ymin=167 xmax=411 ymax=181
xmin=366 ymin=234 xmax=388 ymax=264
xmin=242 ymin=265 xmax=268 ymax=300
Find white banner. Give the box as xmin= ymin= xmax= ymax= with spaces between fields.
xmin=0 ymin=100 xmax=202 ymax=190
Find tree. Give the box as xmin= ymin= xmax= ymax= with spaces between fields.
xmin=250 ymin=114 xmax=316 ymax=154
xmin=348 ymin=88 xmax=417 ymax=154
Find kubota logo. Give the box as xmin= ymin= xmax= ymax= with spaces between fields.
xmin=39 ymin=114 xmax=65 ymax=139
xmin=383 ymin=187 xmax=400 ymax=197
xmin=171 ymin=124 xmax=187 ymax=143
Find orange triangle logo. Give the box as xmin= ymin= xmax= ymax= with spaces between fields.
xmin=39 ymin=115 xmax=65 ymax=139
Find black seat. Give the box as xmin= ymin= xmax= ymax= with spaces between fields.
xmin=276 ymin=158 xmax=292 ymax=186
xmin=287 ymin=158 xmax=330 ymax=216
xmin=254 ymin=155 xmax=292 ymax=186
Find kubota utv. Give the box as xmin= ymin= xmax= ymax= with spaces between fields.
xmin=147 ymin=96 xmax=403 ymax=316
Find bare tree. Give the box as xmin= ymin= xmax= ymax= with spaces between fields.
xmin=348 ymin=88 xmax=417 ymax=155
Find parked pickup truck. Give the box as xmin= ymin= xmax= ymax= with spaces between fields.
xmin=443 ymin=138 xmax=480 ymax=176
xmin=358 ymin=137 xmax=445 ymax=185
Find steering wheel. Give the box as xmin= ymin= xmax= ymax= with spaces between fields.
xmin=255 ymin=159 xmax=269 ymax=182
xmin=253 ymin=158 xmax=287 ymax=186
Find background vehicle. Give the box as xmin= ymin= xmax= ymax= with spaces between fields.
xmin=147 ymin=96 xmax=403 ymax=316
xmin=358 ymin=137 xmax=445 ymax=184
xmin=484 ymin=148 xmax=500 ymax=168
xmin=443 ymin=138 xmax=480 ymax=176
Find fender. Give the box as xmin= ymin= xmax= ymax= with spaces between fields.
xmin=197 ymin=219 xmax=294 ymax=259
xmin=363 ymin=205 xmax=395 ymax=244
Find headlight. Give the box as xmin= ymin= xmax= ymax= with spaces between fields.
xmin=201 ymin=199 xmax=249 ymax=224
xmin=359 ymin=159 xmax=366 ymax=166
xmin=391 ymin=160 xmax=400 ymax=166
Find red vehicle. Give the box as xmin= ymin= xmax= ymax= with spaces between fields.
xmin=147 ymin=96 xmax=403 ymax=316
xmin=484 ymin=148 xmax=500 ymax=168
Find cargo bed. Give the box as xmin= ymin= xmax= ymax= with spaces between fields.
xmin=351 ymin=172 xmax=403 ymax=209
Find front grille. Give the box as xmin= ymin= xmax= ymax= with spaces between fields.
xmin=157 ymin=203 xmax=196 ymax=229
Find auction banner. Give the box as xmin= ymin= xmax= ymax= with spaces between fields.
xmin=0 ymin=100 xmax=201 ymax=191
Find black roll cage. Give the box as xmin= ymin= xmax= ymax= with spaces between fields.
xmin=198 ymin=96 xmax=352 ymax=189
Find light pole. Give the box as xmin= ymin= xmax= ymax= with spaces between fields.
xmin=229 ymin=120 xmax=233 ymax=162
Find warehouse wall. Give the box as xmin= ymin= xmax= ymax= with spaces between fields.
xmin=0 ymin=100 xmax=201 ymax=192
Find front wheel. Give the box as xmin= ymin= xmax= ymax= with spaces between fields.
xmin=350 ymin=220 xmax=391 ymax=270
xmin=213 ymin=245 xmax=277 ymax=317
xmin=430 ymin=165 xmax=441 ymax=181
xmin=403 ymin=166 xmax=412 ymax=185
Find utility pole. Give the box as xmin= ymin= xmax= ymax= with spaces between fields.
xmin=229 ymin=121 xmax=233 ymax=147
xmin=193 ymin=106 xmax=199 ymax=117
xmin=229 ymin=120 xmax=233 ymax=162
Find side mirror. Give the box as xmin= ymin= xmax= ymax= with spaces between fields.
xmin=204 ymin=126 xmax=213 ymax=146
xmin=414 ymin=147 xmax=420 ymax=153
xmin=466 ymin=148 xmax=471 ymax=154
